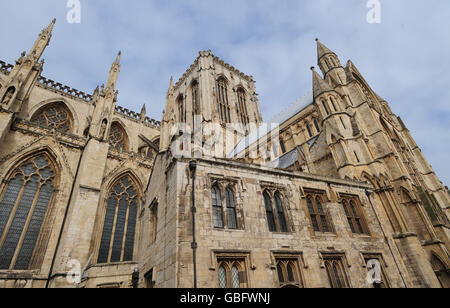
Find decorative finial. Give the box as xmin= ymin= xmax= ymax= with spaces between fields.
xmin=315 ymin=38 xmax=319 ymax=42
xmin=310 ymin=66 xmax=315 ymax=71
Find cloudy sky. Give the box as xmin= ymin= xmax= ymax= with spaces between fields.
xmin=1 ymin=0 xmax=449 ymax=185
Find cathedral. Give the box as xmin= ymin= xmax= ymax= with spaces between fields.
xmin=0 ymin=19 xmax=448 ymax=288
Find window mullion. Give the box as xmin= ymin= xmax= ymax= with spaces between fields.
xmin=107 ymin=197 xmax=120 ymax=263
xmin=222 ymin=190 xmax=227 ymax=229
xmin=313 ymin=198 xmax=322 ymax=232
xmin=10 ymin=182 xmax=42 ymax=269
xmin=0 ymin=180 xmax=26 ymax=249
xmin=120 ymin=198 xmax=131 ymax=262
xmin=272 ymin=197 xmax=280 ymax=232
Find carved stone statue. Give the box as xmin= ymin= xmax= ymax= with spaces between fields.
xmin=1 ymin=87 xmax=15 ymax=105
xmin=99 ymin=120 xmax=107 ymax=140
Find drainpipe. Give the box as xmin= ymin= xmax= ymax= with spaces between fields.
xmin=45 ymin=138 xmax=87 ymax=288
xmin=365 ymin=190 xmax=408 ymax=288
xmin=189 ymin=160 xmax=198 ymax=289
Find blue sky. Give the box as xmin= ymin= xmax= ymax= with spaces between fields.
xmin=1 ymin=0 xmax=449 ymax=185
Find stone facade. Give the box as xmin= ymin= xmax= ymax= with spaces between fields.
xmin=0 ymin=20 xmax=448 ymax=288
xmin=0 ymin=20 xmax=159 ymax=288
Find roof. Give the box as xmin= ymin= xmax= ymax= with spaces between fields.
xmin=228 ymin=91 xmax=314 ymax=158
xmin=272 ymin=147 xmax=300 ymax=169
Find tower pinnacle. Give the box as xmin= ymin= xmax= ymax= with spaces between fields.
xmin=312 ymin=66 xmax=333 ymax=98
xmin=106 ymin=51 xmax=121 ymax=90
xmin=316 ymin=38 xmax=335 ymax=62
xmin=28 ymin=18 xmax=56 ymax=61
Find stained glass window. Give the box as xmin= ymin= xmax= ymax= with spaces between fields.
xmin=0 ymin=155 xmax=55 ymax=270
xmin=109 ymin=123 xmax=128 ymax=152
xmin=31 ymin=103 xmax=72 ymax=133
xmin=97 ymin=175 xmax=138 ymax=263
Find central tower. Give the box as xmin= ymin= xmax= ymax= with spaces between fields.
xmin=160 ymin=50 xmax=263 ymax=157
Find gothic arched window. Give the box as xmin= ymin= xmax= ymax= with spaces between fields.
xmin=275 ymin=193 xmax=288 ymax=232
xmin=212 ymin=185 xmax=224 ymax=228
xmin=341 ymin=196 xmax=368 ymax=234
xmin=329 ymin=97 xmax=338 ymax=111
xmin=306 ymin=123 xmax=313 ymax=138
xmin=216 ymin=78 xmax=231 ymax=123
xmin=306 ymin=194 xmax=331 ymax=233
xmin=177 ymin=95 xmax=186 ymax=123
xmin=109 ymin=122 xmax=128 ymax=152
xmin=217 ymin=259 xmax=247 ymax=288
xmin=192 ymin=80 xmax=200 ymax=116
xmin=264 ymin=191 xmax=276 ymax=232
xmin=97 ymin=175 xmax=138 ymax=263
xmin=279 ymin=138 xmax=286 ymax=154
xmin=31 ymin=102 xmax=73 ymax=133
xmin=321 ymin=100 xmax=330 ymax=116
xmin=0 ymin=154 xmax=56 ymax=270
xmin=237 ymin=89 xmax=249 ymax=126
xmin=324 ymin=257 xmax=349 ymax=288
xmin=313 ymin=119 xmax=321 ymax=133
xmin=225 ymin=187 xmax=238 ymax=230
xmin=276 ymin=258 xmax=303 ymax=288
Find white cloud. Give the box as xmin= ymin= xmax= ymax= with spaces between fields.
xmin=0 ymin=0 xmax=449 ymax=185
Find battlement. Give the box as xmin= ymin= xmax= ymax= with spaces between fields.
xmin=173 ymin=50 xmax=254 ymax=91
xmin=38 ymin=76 xmax=94 ymax=102
xmin=115 ymin=105 xmax=161 ymax=128
xmin=0 ymin=59 xmax=161 ymax=129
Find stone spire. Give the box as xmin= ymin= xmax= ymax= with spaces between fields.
xmin=311 ymin=66 xmax=333 ymax=98
xmin=316 ymin=38 xmax=335 ymax=62
xmin=106 ymin=51 xmax=121 ymax=91
xmin=28 ymin=18 xmax=56 ymax=61
xmin=140 ymin=104 xmax=147 ymax=122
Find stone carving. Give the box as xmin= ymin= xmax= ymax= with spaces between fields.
xmin=1 ymin=87 xmax=15 ymax=105
xmin=100 ymin=120 xmax=107 ymax=140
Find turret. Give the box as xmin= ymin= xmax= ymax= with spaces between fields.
xmin=0 ymin=19 xmax=56 ymax=113
xmin=311 ymin=67 xmax=343 ymax=119
xmin=88 ymin=51 xmax=121 ymax=140
xmin=316 ymin=38 xmax=347 ymax=85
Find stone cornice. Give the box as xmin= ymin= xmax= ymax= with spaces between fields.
xmin=181 ymin=156 xmax=372 ymax=190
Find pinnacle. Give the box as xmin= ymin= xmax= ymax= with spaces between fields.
xmin=316 ymin=38 xmax=335 ymax=61
xmin=312 ymin=68 xmax=333 ymax=98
